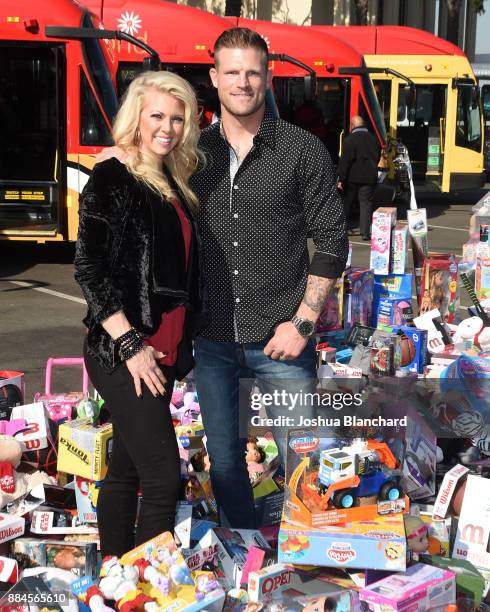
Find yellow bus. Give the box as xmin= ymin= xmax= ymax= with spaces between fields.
xmin=314 ymin=26 xmax=485 ymax=193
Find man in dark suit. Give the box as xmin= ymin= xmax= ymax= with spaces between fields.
xmin=337 ymin=115 xmax=381 ymax=241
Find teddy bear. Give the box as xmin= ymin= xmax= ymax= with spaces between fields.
xmin=0 ymin=433 xmax=55 ymax=510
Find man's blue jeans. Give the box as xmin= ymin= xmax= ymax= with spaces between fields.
xmin=194 ymin=336 xmax=317 ymax=528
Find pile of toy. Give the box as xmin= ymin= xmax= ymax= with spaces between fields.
xmin=1 ymin=194 xmax=490 ymax=610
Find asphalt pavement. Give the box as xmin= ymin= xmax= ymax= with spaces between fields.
xmin=1 ymin=186 xmax=488 ymax=400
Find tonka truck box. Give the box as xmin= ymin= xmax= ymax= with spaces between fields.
xmin=284 ymin=429 xmax=408 ymax=528
xmin=278 ymin=515 xmax=406 ymax=571
xmin=360 ymin=563 xmax=455 ymax=611
xmin=57 ymin=418 xmax=112 ymax=480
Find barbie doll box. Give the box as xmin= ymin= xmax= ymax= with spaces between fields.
xmin=370 ymin=207 xmax=397 ymax=275
xmin=278 ymin=515 xmax=406 ymax=571
xmin=390 ymin=225 xmax=409 ymax=275
xmin=57 ymin=418 xmax=112 ymax=480
xmin=359 ymin=563 xmax=455 ymax=611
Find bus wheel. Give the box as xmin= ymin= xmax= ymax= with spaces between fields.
xmin=379 ymin=481 xmax=403 ymax=501
xmin=333 ymin=489 xmax=357 ymax=509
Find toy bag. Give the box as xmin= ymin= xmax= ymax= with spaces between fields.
xmin=34 ymin=358 xmax=89 ymax=423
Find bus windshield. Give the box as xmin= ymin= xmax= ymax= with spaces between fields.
xmin=361 ymin=71 xmax=387 ymax=142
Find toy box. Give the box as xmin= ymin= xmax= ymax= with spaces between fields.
xmin=0 ymin=512 xmax=25 ymax=544
xmin=343 ymin=267 xmax=374 ymax=333
xmin=420 ymin=555 xmax=485 ymax=607
xmin=316 ymin=275 xmax=344 ymax=333
xmin=420 ymin=255 xmax=459 ymax=324
xmin=433 ymin=464 xmax=469 ymax=519
xmin=376 ymin=297 xmax=414 ymax=331
xmin=278 ymin=515 xmax=406 ymax=571
xmin=11 ymin=538 xmax=98 ymax=577
xmin=284 ymin=429 xmax=408 ymax=528
xmin=390 ymin=225 xmax=409 ymax=275
xmin=413 ymin=309 xmax=453 ymax=354
xmin=476 ymin=255 xmax=490 ymax=300
xmin=390 ymin=326 xmax=427 ymax=374
xmin=120 ymin=531 xmax=225 ymax=612
xmin=370 ymin=331 xmax=402 ymax=376
xmin=407 ymin=208 xmax=429 ymax=269
xmin=453 ymin=474 xmax=490 ymax=571
xmin=30 ymin=509 xmax=98 ymax=535
xmin=370 ymin=207 xmax=397 ymax=275
xmin=194 ymin=528 xmax=271 ymax=590
xmin=10 ymin=402 xmax=49 ymax=451
xmin=74 ymin=476 xmax=100 ymax=524
xmin=372 ymin=274 xmax=413 ymax=327
xmin=1 ymin=575 xmax=64 ymax=612
xmin=57 ymin=418 xmax=112 ymax=480
xmin=0 ymin=370 xmax=24 ymax=416
xmin=359 ymin=563 xmax=455 ymax=611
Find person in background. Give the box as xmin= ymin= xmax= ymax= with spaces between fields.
xmin=74 ymin=71 xmax=204 ymax=557
xmin=337 ymin=115 xmax=381 ymax=240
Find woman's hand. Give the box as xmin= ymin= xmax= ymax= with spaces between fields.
xmin=126 ymin=345 xmax=167 ymax=398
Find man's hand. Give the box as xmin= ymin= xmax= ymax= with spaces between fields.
xmin=263 ymin=322 xmax=308 ymax=361
xmin=95 ymin=146 xmax=128 ymax=165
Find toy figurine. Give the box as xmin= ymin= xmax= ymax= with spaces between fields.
xmin=246 ymin=439 xmax=266 ymax=483
xmin=96 ymin=556 xmax=155 ymax=612
xmin=404 ymin=515 xmax=429 ymax=562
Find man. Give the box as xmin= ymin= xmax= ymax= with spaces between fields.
xmin=337 ymin=115 xmax=381 ymax=241
xmin=190 ymin=28 xmax=348 ymax=528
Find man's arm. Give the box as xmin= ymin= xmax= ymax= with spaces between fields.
xmin=264 ymin=137 xmax=348 ymax=361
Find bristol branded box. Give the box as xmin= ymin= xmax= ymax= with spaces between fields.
xmin=278 ymin=515 xmax=406 ymax=571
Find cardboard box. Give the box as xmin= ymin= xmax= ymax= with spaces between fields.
xmin=10 ymin=402 xmax=49 ymax=451
xmin=57 ymin=418 xmax=112 ymax=480
xmin=278 ymin=515 xmax=406 ymax=571
xmin=433 ymin=464 xmax=469 ymax=519
xmin=372 ymin=274 xmax=413 ymax=327
xmin=284 ymin=430 xmax=407 ymax=528
xmin=476 ymin=255 xmax=490 ymax=300
xmin=390 ymin=225 xmax=409 ymax=274
xmin=2 ymin=575 xmax=64 ymax=612
xmin=74 ymin=476 xmax=100 ymax=524
xmin=30 ymin=509 xmax=98 ymax=535
xmin=390 ymin=326 xmax=428 ymax=374
xmin=0 ymin=512 xmax=25 ymax=544
xmin=0 ymin=370 xmax=24 ymax=415
xmin=453 ymin=474 xmax=490 ymax=571
xmin=194 ymin=528 xmax=271 ymax=590
xmin=420 ymin=554 xmax=485 ymax=607
xmin=360 ymin=563 xmax=455 ymax=611
xmin=370 ymin=207 xmax=397 ymax=275
xmin=343 ymin=268 xmax=374 ymax=333
xmin=11 ymin=538 xmax=98 ymax=577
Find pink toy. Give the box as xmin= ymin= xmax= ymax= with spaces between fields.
xmin=34 ymin=358 xmax=89 ymax=422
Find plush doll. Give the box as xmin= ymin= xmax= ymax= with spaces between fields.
xmin=0 ymin=434 xmax=55 ymax=510
xmin=452 ymin=316 xmax=484 ymax=352
xmin=95 ymin=556 xmax=155 ymax=612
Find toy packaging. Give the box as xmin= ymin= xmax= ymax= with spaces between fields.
xmin=420 ymin=555 xmax=486 ymax=607
xmin=0 ymin=370 xmax=24 ymax=416
xmin=9 ymin=402 xmax=49 ymax=452
xmin=0 ymin=512 xmax=25 ymax=544
xmin=413 ymin=308 xmax=453 ymax=354
xmin=316 ymin=275 xmax=344 ymax=333
xmin=432 ymin=464 xmax=469 ymax=520
xmin=377 ymin=297 xmax=414 ymax=331
xmin=370 ymin=331 xmax=402 ymax=376
xmin=390 ymin=326 xmax=427 ymax=374
xmin=34 ymin=357 xmax=89 ymax=423
xmin=278 ymin=515 xmax=406 ymax=571
xmin=74 ymin=476 xmax=100 ymax=524
xmin=407 ymin=208 xmax=429 ymax=267
xmin=370 ymin=207 xmax=397 ymax=275
xmin=284 ymin=429 xmax=407 ymax=528
xmin=359 ymin=563 xmax=455 ymax=611
xmin=120 ymin=531 xmax=225 ymax=612
xmin=453 ymin=474 xmax=490 ymax=571
xmin=390 ymin=224 xmax=409 ymax=274
xmin=57 ymin=418 xmax=112 ymax=480
xmin=343 ymin=267 xmax=374 ymax=333
xmin=476 ymin=255 xmax=490 ymax=300
xmin=30 ymin=509 xmax=98 ymax=535
xmin=1 ymin=575 xmax=64 ymax=612
xmin=372 ymin=274 xmax=412 ymax=327
xmin=11 ymin=538 xmax=98 ymax=577
xmin=419 ymin=254 xmax=459 ymax=323
xmin=193 ymin=527 xmax=271 ymax=590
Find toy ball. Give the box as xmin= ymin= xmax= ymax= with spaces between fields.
xmin=76 ymin=398 xmax=101 ymax=421
xmin=399 ymin=335 xmax=416 ymax=367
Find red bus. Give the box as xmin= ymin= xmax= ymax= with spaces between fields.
xmin=0 ymin=0 xmax=122 ymax=241
xmin=87 ymin=1 xmax=387 ymax=164
xmin=312 ymin=25 xmax=485 ymax=192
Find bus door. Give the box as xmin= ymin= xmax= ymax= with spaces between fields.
xmin=396 ymin=82 xmax=447 ymax=188
xmin=482 ymin=83 xmax=490 ymax=175
xmin=0 ymin=43 xmax=65 ymax=237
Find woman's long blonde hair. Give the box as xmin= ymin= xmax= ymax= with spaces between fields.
xmin=112 ymin=71 xmax=201 ymax=211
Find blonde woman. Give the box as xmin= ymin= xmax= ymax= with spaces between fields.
xmin=74 ymin=71 xmax=205 ymax=557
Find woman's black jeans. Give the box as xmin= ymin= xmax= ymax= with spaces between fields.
xmin=84 ymin=342 xmax=180 ymax=558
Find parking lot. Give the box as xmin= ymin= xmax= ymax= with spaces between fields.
xmin=1 ymin=187 xmax=487 ymax=399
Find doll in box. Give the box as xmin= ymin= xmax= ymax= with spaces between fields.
xmin=404 ymin=515 xmax=429 ymax=562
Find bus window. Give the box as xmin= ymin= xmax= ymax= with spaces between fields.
xmin=456 ymin=84 xmax=482 ymax=152
xmin=373 ymin=80 xmax=391 ymax=133
xmin=0 ymin=46 xmax=59 ymax=182
xmin=81 ymin=12 xmax=118 ymax=123
xmin=80 ymin=69 xmax=113 ymax=146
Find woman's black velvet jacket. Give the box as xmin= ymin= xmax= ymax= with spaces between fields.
xmin=74 ymin=158 xmax=206 ymax=379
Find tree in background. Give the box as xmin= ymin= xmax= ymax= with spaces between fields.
xmin=446 ymin=0 xmax=485 ymax=45
xmin=353 ymin=0 xmax=369 ymax=25
xmin=225 ymin=0 xmax=242 ymax=16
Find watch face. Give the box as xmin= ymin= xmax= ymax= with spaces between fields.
xmin=298 ymin=319 xmax=315 ymax=337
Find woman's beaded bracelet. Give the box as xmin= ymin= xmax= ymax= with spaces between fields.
xmin=114 ymin=327 xmax=145 ymax=361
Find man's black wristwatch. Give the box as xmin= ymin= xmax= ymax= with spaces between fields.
xmin=291 ymin=315 xmax=316 ymax=338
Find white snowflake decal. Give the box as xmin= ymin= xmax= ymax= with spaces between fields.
xmin=117 ymin=11 xmax=142 ymax=36
xmin=260 ymin=35 xmax=271 ymax=49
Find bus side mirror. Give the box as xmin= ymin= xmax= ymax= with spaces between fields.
xmin=304 ymin=74 xmax=317 ymax=102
